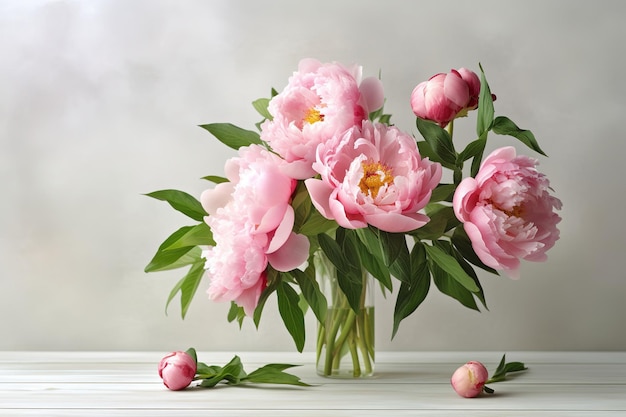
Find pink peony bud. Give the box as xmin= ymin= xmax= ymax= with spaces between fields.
xmin=410 ymin=68 xmax=481 ymax=127
xmin=450 ymin=361 xmax=489 ymax=398
xmin=158 ymin=351 xmax=197 ymax=391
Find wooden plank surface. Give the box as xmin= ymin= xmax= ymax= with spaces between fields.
xmin=1 ymin=351 xmax=625 ymax=416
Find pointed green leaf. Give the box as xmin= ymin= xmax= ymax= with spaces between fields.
xmin=165 ymin=260 xmax=206 ymax=318
xmin=201 ymin=175 xmax=228 ymax=184
xmin=429 ymin=183 xmax=456 ymax=203
xmin=431 ymin=261 xmax=479 ymax=311
xmin=317 ymin=233 xmax=351 ymax=274
xmin=353 ymin=234 xmax=392 ymax=290
xmin=392 ymin=261 xmax=430 ymax=338
xmin=245 ymin=363 xmax=309 ymax=386
xmin=145 ymin=189 xmax=207 ymax=221
xmin=252 ymin=98 xmax=272 ymax=121
xmin=424 ymin=244 xmax=479 ymax=292
xmin=253 ymin=270 xmax=280 ymax=327
xmin=298 ymin=210 xmax=338 ymax=236
xmin=470 ymin=131 xmax=489 ymax=177
xmin=291 ymin=268 xmax=327 ymax=324
xmin=199 ymin=123 xmax=262 ymax=150
xmin=227 ymin=302 xmax=245 ymax=328
xmin=416 ymin=118 xmax=457 ymax=165
xmin=145 ymin=226 xmax=202 ymax=272
xmin=185 ymin=347 xmax=197 ymax=364
xmin=451 ymin=226 xmax=498 ymax=275
xmin=476 ymin=63 xmax=494 ymax=136
xmin=492 ymin=116 xmax=547 ymax=156
xmin=277 ymin=281 xmax=306 ymax=352
xmin=163 ymin=222 xmax=214 ymax=249
xmin=417 ymin=140 xmax=456 ymax=170
xmin=458 ymin=136 xmax=487 ymax=163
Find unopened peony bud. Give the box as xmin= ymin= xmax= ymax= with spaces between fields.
xmin=158 ymin=351 xmax=197 ymax=390
xmin=410 ymin=68 xmax=481 ymax=127
xmin=450 ymin=361 xmax=489 ymax=398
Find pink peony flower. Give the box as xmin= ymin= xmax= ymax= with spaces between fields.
xmin=450 ymin=361 xmax=489 ymax=398
xmin=453 ymin=146 xmax=562 ymax=279
xmin=201 ymin=145 xmax=310 ymax=315
xmin=158 ymin=351 xmax=197 ymax=391
xmin=411 ymin=68 xmax=481 ymax=128
xmin=304 ymin=121 xmax=442 ymax=233
xmin=261 ymin=58 xmax=384 ymax=179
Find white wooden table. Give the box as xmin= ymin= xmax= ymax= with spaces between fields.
xmin=1 ymin=351 xmax=625 ymax=416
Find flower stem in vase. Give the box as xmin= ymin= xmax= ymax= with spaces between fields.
xmin=315 ymin=251 xmax=375 ymax=378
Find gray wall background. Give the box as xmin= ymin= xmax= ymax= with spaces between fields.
xmin=1 ymin=0 xmax=624 ymax=352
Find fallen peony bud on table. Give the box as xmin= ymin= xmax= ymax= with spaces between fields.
xmin=451 ymin=354 xmax=528 ymax=397
xmin=158 ymin=350 xmax=197 ymax=390
xmin=450 ymin=360 xmax=489 ymax=398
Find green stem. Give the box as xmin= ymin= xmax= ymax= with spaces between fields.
xmin=348 ymin=334 xmax=361 ymax=377
xmin=447 ymin=119 xmax=454 ymax=139
xmin=323 ymin=306 xmax=347 ymax=375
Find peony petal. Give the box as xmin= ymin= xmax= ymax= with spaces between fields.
xmin=452 ymin=177 xmax=478 ymax=222
xmin=443 ymin=71 xmax=470 ymax=108
xmin=359 ymin=76 xmax=385 ymax=113
xmin=304 ymin=178 xmax=335 ymax=219
xmin=200 ymin=183 xmax=234 ymax=216
xmin=266 ymin=205 xmax=294 ymax=254
xmin=365 ymin=211 xmax=430 ymax=233
xmin=267 ymin=232 xmax=310 ymax=272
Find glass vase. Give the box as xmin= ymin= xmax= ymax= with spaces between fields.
xmin=314 ymin=250 xmax=375 ymax=378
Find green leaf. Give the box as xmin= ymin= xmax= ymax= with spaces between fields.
xmin=378 ymin=229 xmax=408 ymax=267
xmin=227 ymin=302 xmax=245 ymax=328
xmin=198 ymin=355 xmax=246 ymax=387
xmin=451 ymin=227 xmax=498 ymax=275
xmin=298 ymin=210 xmax=338 ymax=236
xmin=353 ymin=234 xmax=392 ymax=290
xmin=431 ymin=260 xmax=479 ymax=311
xmin=199 ymin=123 xmax=263 ymax=150
xmin=145 ymin=189 xmax=207 ymax=222
xmin=277 ymin=281 xmax=306 ymax=352
xmin=476 ymin=63 xmax=495 ymax=136
xmin=470 ymin=131 xmax=489 ymax=177
xmin=424 ymin=244 xmax=479 ymax=292
xmin=252 ymin=270 xmax=280 ymax=328
xmin=201 ymin=175 xmax=228 ymax=184
xmin=335 ymin=231 xmax=367 ymax=312
xmin=492 ymin=116 xmax=547 ymax=156
xmin=416 ymin=118 xmax=457 ymax=165
xmin=165 ymin=260 xmax=206 ymax=318
xmin=451 ymin=246 xmax=488 ymax=310
xmin=291 ymin=268 xmax=327 ymax=324
xmin=429 ymin=183 xmax=455 ymax=203
xmin=163 ymin=222 xmax=214 ymax=249
xmin=388 ymin=240 xmax=411 ymax=283
xmin=145 ymin=227 xmax=202 ymax=272
xmin=458 ymin=136 xmax=487 ymax=163
xmin=412 ymin=205 xmax=457 ymax=240
xmin=317 ymin=233 xmax=351 ymax=275
xmin=417 ymin=140 xmax=456 ymax=170
xmin=487 ymin=354 xmax=528 ymax=384
xmin=392 ymin=257 xmax=430 ymax=338
xmin=252 ymin=98 xmax=272 ymax=121
xmin=185 ymin=347 xmax=197 ymax=364
xmin=244 ymin=363 xmax=309 ymax=386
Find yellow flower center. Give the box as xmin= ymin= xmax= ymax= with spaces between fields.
xmin=504 ymin=205 xmax=525 ymax=218
xmin=359 ymin=161 xmax=394 ymax=198
xmin=303 ymin=108 xmax=324 ymax=124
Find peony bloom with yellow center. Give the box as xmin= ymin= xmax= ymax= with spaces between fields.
xmin=260 ymin=58 xmax=384 ymax=180
xmin=305 ymin=121 xmax=442 ymax=233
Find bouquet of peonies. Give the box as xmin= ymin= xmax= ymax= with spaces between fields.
xmin=145 ymin=59 xmax=561 ymax=362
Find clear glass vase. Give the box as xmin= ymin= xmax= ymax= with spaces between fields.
xmin=314 ymin=250 xmax=375 ymax=378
